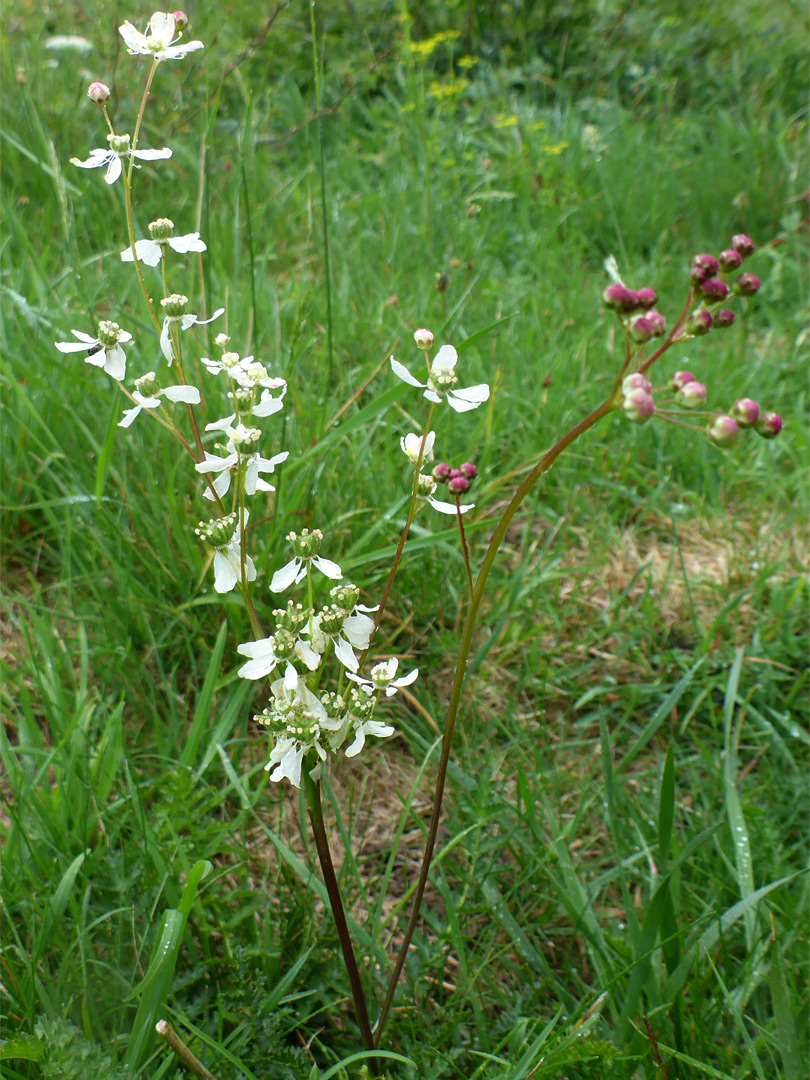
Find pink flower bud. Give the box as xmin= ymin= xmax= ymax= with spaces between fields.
xmin=459 ymin=462 xmax=478 ymax=479
xmin=448 ymin=474 xmax=471 ymax=495
xmin=731 ymin=234 xmax=755 ymax=258
xmin=669 ymin=370 xmax=696 ymax=392
xmin=602 ymin=284 xmax=639 ymax=312
xmin=699 ymin=278 xmax=730 ymax=302
xmin=718 ymin=249 xmax=743 ymax=270
xmin=623 ymin=387 xmax=655 ymax=423
xmin=707 ymin=415 xmax=739 ymax=448
xmin=714 ymin=309 xmax=736 ymax=328
xmin=686 ymin=308 xmax=713 ymax=335
xmin=172 ymin=10 xmax=189 ymax=30
xmin=432 ymin=462 xmax=452 ymax=483
xmin=691 ymin=253 xmax=720 ymax=281
xmin=676 ymin=381 xmax=707 ymax=409
xmin=630 ymin=316 xmax=654 ymax=343
xmin=636 ymin=287 xmax=658 ymax=309
xmin=414 ymin=327 xmax=434 ymax=349
xmin=755 ymin=411 xmax=783 ymax=439
xmin=735 ymin=273 xmax=761 ymax=297
xmin=87 ymin=81 xmax=111 ymax=103
xmin=731 ymin=398 xmax=760 ymax=428
xmin=622 ymin=373 xmax=652 ymax=394
xmin=645 ymin=310 xmax=667 ymax=337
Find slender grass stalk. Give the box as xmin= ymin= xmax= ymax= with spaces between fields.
xmin=310 ymin=1 xmax=334 ymax=378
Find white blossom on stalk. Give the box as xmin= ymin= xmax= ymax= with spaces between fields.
xmin=416 ymin=473 xmax=475 ymax=516
xmin=118 ymin=12 xmax=204 ymax=61
xmin=159 ymin=295 xmax=224 ymax=364
xmin=71 ymin=133 xmax=171 ymax=185
xmin=121 ymin=218 xmax=206 ymax=266
xmin=400 ymin=430 xmax=436 ymax=464
xmin=195 ymin=510 xmax=256 ymax=594
xmin=258 ymin=668 xmax=337 ymax=788
xmin=348 ymin=657 xmax=419 ymax=697
xmin=391 ymin=344 xmax=490 ymax=413
xmin=118 ymin=371 xmax=200 ymax=427
xmin=270 ymin=529 xmax=342 ymax=593
xmin=195 ymin=428 xmax=288 ymax=501
xmin=55 ymin=322 xmax=132 ymax=381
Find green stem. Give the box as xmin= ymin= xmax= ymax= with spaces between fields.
xmin=303 ymin=771 xmax=379 ymax=1070
xmin=373 ymin=394 xmax=617 ymax=1045
xmin=122 ymin=172 xmax=160 ymax=334
xmin=455 ymin=499 xmax=474 ymax=601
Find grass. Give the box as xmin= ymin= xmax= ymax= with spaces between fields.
xmin=1 ymin=1 xmax=808 ymax=1078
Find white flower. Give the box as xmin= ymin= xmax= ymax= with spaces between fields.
xmin=391 ymin=344 xmax=490 ymax=413
xmin=212 ymin=511 xmax=255 ymax=593
xmin=195 ymin=436 xmax=288 ymax=502
xmin=236 ymin=637 xmax=314 ymax=681
xmin=301 ymin=607 xmax=376 ymax=674
xmin=400 ymin=430 xmax=436 ymax=464
xmin=71 ymin=133 xmax=171 ymax=185
xmin=345 ymin=713 xmax=395 ymax=758
xmin=118 ymin=381 xmax=200 ymax=428
xmin=262 ymin=669 xmax=331 ymax=787
xmin=118 ymin=12 xmax=204 ymax=61
xmin=159 ymin=303 xmax=224 ymax=364
xmin=270 ymin=530 xmax=343 ymax=593
xmin=121 ymin=232 xmax=206 ymax=267
xmin=55 ymin=323 xmax=132 ymax=381
xmin=348 ymin=657 xmax=419 ymax=697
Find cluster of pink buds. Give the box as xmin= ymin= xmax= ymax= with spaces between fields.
xmin=432 ymin=461 xmax=478 ymax=497
xmin=602 ymin=284 xmax=667 ymax=343
xmin=680 ymin=234 xmax=760 ymax=339
xmin=650 ymin=370 xmax=783 ymax=448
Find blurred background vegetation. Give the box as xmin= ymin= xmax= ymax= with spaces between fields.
xmin=1 ymin=1 xmax=807 ymax=1077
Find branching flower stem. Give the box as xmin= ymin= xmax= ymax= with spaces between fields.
xmin=373 ymin=393 xmax=618 ymax=1044
xmin=303 ymin=770 xmax=379 ymax=1072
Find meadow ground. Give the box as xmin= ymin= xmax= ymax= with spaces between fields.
xmin=1 ymin=2 xmax=808 ymax=1078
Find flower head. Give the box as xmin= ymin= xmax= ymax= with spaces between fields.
xmin=256 ymin=669 xmax=332 ymax=787
xmin=195 ymin=511 xmax=256 ymax=593
xmin=121 ymin=218 xmax=207 ymax=266
xmin=391 ymin=345 xmax=490 ymax=413
xmin=270 ymin=529 xmax=343 ymax=593
xmin=71 ymin=132 xmax=172 ymax=185
xmin=348 ymin=657 xmax=419 ymax=698
xmin=55 ymin=321 xmax=132 ymax=380
xmin=118 ymin=11 xmax=204 ymax=61
xmin=118 ymin=371 xmax=200 ymax=427
xmin=400 ymin=430 xmax=436 ymax=465
xmin=159 ymin=296 xmax=224 ymax=363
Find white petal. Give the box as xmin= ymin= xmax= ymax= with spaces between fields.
xmin=162 ymin=384 xmax=200 ymax=404
xmin=312 ymin=555 xmax=343 ymax=580
xmin=71 ymin=149 xmax=111 ymax=169
xmin=195 ymin=450 xmax=237 ymax=475
xmin=422 ymin=389 xmax=442 ymax=404
xmin=256 ymin=451 xmax=288 ymax=472
xmin=105 ymin=154 xmax=122 ymax=185
xmin=244 ymin=554 xmax=256 ymax=582
xmin=160 ymin=319 xmax=174 ymax=362
xmin=84 ymin=350 xmax=106 ymax=369
xmin=428 ymin=496 xmax=475 ymax=515
xmin=148 ymin=11 xmax=175 ymax=46
xmin=295 ymin=639 xmax=322 ymax=671
xmin=117 ymin=330 xmax=133 ymax=344
xmin=253 ymin=392 xmax=285 ymax=418
xmin=345 ymin=727 xmax=366 ymax=758
xmin=118 ymin=403 xmax=143 ymax=428
xmin=333 ymin=635 xmax=360 ymax=673
xmin=161 ymin=40 xmax=205 ymax=58
xmin=365 ymin=720 xmax=395 ymax=738
xmin=205 ymin=413 xmax=236 ymax=432
xmin=121 ymin=238 xmax=163 ymax=265
xmin=194 ymin=307 xmax=224 ymax=327
xmin=202 ymin=468 xmax=232 ymax=501
xmin=119 ymin=21 xmax=148 ymax=52
xmin=237 ymin=652 xmax=277 ymax=680
xmin=103 ymin=345 xmax=126 ymax=380
xmin=342 ymin=612 xmax=375 ymax=649
xmin=56 ymin=330 xmax=97 ymax=353
xmin=168 ymin=232 xmax=207 ymax=254
xmin=394 ymin=668 xmax=419 ymax=688
xmin=131 ymin=147 xmax=173 ymax=161
xmin=390 ymin=356 xmax=425 ymax=388
xmin=270 ymin=558 xmax=301 ymax=593
xmin=213 ymin=549 xmax=239 ymax=592
xmin=447 ymin=384 xmax=490 ymax=412
xmin=432 ymin=344 xmax=458 ymax=372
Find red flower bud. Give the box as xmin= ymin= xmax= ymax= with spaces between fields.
xmin=735 ymin=273 xmax=761 ymax=297
xmin=707 ymin=415 xmax=739 ymax=448
xmin=669 ymin=370 xmax=696 ymax=392
xmin=731 ymin=398 xmax=760 ymax=428
xmin=448 ymin=474 xmax=471 ymax=495
xmin=699 ymin=278 xmax=730 ymax=302
xmin=714 ymin=309 xmax=736 ymax=328
xmin=731 ymin=234 xmax=755 ymax=258
xmin=602 ymin=283 xmax=639 ymax=312
xmin=432 ymin=462 xmax=452 ymax=483
xmin=718 ymin=249 xmax=743 ymax=270
xmin=686 ymin=308 xmax=713 ymax=335
xmin=635 ymin=287 xmax=658 ymax=309
xmin=755 ymin=411 xmax=783 ymax=439
xmin=459 ymin=462 xmax=478 ymax=479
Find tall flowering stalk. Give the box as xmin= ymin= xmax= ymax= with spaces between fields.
xmin=59 ymin=11 xmax=783 ymax=1076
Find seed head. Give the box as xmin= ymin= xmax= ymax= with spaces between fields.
xmin=135 ymin=371 xmax=161 ymax=397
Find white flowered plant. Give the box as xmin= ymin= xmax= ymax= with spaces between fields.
xmin=391 ymin=343 xmax=490 ymax=412
xmin=55 ymin=322 xmax=132 ymax=380
xmin=70 ymin=133 xmax=172 ymax=185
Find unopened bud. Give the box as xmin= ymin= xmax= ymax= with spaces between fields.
xmin=629 ymin=316 xmax=654 ymax=343
xmin=448 ymin=474 xmax=471 ymax=495
xmin=690 ymin=253 xmax=719 ymax=281
xmin=432 ymin=462 xmax=452 ymax=483
xmin=622 ymin=373 xmax=652 ymax=394
xmin=676 ymin=381 xmax=707 ymax=409
xmin=735 ymin=273 xmax=761 ymax=297
xmin=602 ymin=283 xmax=639 ymax=312
xmin=161 ymin=293 xmax=189 ymax=317
xmin=459 ymin=462 xmax=478 ymax=480
xmin=414 ymin=328 xmax=434 ymax=349
xmin=288 ymin=528 xmax=323 ymax=558
xmin=731 ymin=398 xmax=760 ymax=428
xmin=669 ymin=370 xmax=696 ymax=392
xmin=707 ymin=415 xmax=739 ymax=448
xmin=718 ymin=249 xmax=743 ymax=271
xmin=172 ymin=10 xmax=189 ymax=30
xmin=686 ymin=308 xmax=713 ymax=336
xmin=148 ymin=217 xmax=174 ymax=240
xmin=214 ymin=332 xmax=231 ymax=347
xmin=731 ymin=234 xmax=755 ymax=258
xmin=754 ymin=411 xmax=783 ymax=439
xmin=107 ymin=132 xmax=130 ymax=154
xmin=195 ymin=512 xmax=237 ymax=547
xmin=635 ymin=287 xmax=658 ymax=309
xmin=135 ymin=371 xmax=160 ymax=397
xmin=645 ymin=310 xmax=667 ymax=337
xmin=87 ymin=81 xmax=111 ymax=103
xmin=699 ymin=278 xmax=730 ymax=302
xmin=623 ymin=387 xmax=655 ymax=423
xmin=714 ymin=309 xmax=736 ymax=328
